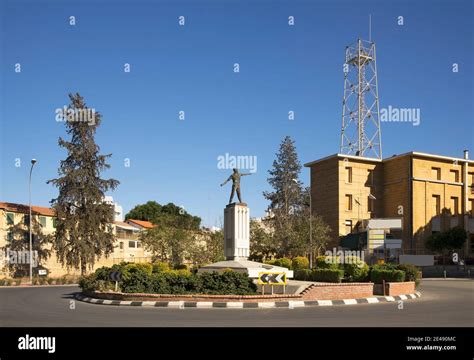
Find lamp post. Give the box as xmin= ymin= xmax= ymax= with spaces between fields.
xmin=29 ymin=158 xmax=37 ymax=285
xmin=309 ymin=186 xmax=313 ymax=269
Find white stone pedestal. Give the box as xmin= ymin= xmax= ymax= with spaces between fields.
xmin=198 ymin=202 xmax=293 ymax=279
xmin=224 ymin=203 xmax=249 ymax=260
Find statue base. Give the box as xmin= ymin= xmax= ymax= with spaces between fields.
xmin=224 ymin=202 xmax=250 ymax=260
xmin=197 ymin=259 xmax=294 ymax=278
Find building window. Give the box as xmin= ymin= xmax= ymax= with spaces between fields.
xmin=432 ymin=167 xmax=441 ymax=180
xmin=52 ymin=218 xmax=57 ymax=228
xmin=450 ymin=170 xmax=459 ymax=183
xmin=368 ymin=196 xmax=374 ymax=212
xmin=432 ymin=195 xmax=441 ymax=216
xmin=129 ymin=241 xmax=137 ymax=248
xmin=137 ymin=241 xmax=142 ymax=248
xmin=6 ymin=212 xmax=14 ymax=225
xmin=7 ymin=232 xmax=13 ymax=242
xmin=367 ymin=169 xmax=374 ymax=186
xmin=345 ymin=194 xmax=352 ymax=211
xmin=345 ymin=167 xmax=352 ymax=183
xmin=39 ymin=216 xmax=46 ymax=227
xmin=345 ymin=220 xmax=352 ymax=235
xmin=119 ymin=242 xmax=124 ymax=250
xmin=451 ymin=197 xmax=459 ymax=215
xmin=23 ymin=214 xmax=30 ymax=225
xmin=470 ymin=199 xmax=474 ymax=217
xmin=469 ymin=173 xmax=474 ymax=186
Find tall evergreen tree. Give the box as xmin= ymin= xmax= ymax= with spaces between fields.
xmin=48 ymin=93 xmax=119 ymax=274
xmin=263 ymin=136 xmax=304 ymax=256
xmin=264 ymin=136 xmax=304 ymax=214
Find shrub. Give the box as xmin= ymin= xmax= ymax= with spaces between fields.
xmin=0 ymin=279 xmax=5 ymax=286
xmin=15 ymin=279 xmax=21 ymax=286
xmin=370 ymin=268 xmax=405 ymax=284
xmin=152 ymin=261 xmax=170 ymax=273
xmin=197 ymin=271 xmax=257 ymax=295
xmin=32 ymin=277 xmax=40 ymax=285
xmin=310 ymin=269 xmax=344 ymax=283
xmin=47 ymin=278 xmax=54 ymax=285
xmin=292 ymin=256 xmax=309 ymax=271
xmin=6 ymin=279 xmax=13 ymax=286
xmin=78 ymin=274 xmax=115 ymax=292
xmin=294 ymin=269 xmax=312 ymax=281
xmin=343 ymin=256 xmax=369 ymax=282
xmin=79 ymin=275 xmax=97 ymax=292
xmin=274 ymin=257 xmax=292 ymax=269
xmin=79 ymin=266 xmax=258 ymax=295
xmin=315 ymin=256 xmax=340 ymax=270
xmin=264 ymin=259 xmax=276 ymax=266
xmin=396 ymin=264 xmax=421 ymax=287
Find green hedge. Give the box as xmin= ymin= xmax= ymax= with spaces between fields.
xmin=294 ymin=269 xmax=312 ymax=281
xmin=343 ymin=256 xmax=369 ymax=282
xmin=79 ymin=263 xmax=257 ymax=295
xmin=310 ymin=269 xmax=344 ymax=283
xmin=292 ymin=257 xmax=309 ymax=271
xmin=315 ymin=256 xmax=341 ymax=270
xmin=273 ymin=257 xmax=292 ymax=269
xmin=370 ymin=268 xmax=405 ymax=284
xmin=395 ymin=264 xmax=421 ymax=287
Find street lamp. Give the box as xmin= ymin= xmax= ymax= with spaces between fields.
xmin=29 ymin=158 xmax=37 ymax=285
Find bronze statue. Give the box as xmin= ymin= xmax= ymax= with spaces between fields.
xmin=220 ymin=168 xmax=251 ymax=204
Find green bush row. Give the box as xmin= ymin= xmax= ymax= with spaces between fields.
xmin=265 ymin=256 xmax=309 ymax=271
xmin=293 ymin=256 xmax=419 ymax=285
xmin=370 ymin=268 xmax=405 ymax=284
xmin=293 ymin=268 xmax=344 ymax=283
xmin=79 ymin=263 xmax=257 ymax=295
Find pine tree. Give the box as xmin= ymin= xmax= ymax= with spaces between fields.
xmin=48 ymin=93 xmax=119 ymax=274
xmin=264 ymin=136 xmax=303 ymax=214
xmin=263 ymin=136 xmax=304 ymax=256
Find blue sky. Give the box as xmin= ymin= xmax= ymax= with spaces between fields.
xmin=1 ymin=0 xmax=473 ymax=227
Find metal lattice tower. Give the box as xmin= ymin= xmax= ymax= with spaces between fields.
xmin=340 ymin=39 xmax=382 ymax=159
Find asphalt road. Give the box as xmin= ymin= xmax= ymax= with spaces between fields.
xmin=0 ymin=280 xmax=472 ymax=327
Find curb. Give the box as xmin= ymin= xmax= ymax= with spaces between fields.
xmin=0 ymin=284 xmax=79 ymax=288
xmin=74 ymin=292 xmax=421 ymax=309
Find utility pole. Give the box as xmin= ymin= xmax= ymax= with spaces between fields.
xmin=29 ymin=158 xmax=37 ymax=285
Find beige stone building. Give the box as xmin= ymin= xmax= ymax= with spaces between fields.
xmin=305 ymin=151 xmax=474 ymax=256
xmin=0 ymin=202 xmax=153 ymax=278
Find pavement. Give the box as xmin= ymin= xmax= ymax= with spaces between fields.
xmin=0 ymin=279 xmax=472 ymax=327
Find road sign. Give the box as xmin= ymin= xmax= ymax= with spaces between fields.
xmin=258 ymin=272 xmax=286 ymax=285
xmin=109 ymin=271 xmax=122 ymax=282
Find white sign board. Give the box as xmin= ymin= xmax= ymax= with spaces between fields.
xmin=38 ymin=269 xmax=47 ymax=276
xmin=367 ymin=218 xmax=402 ymax=230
